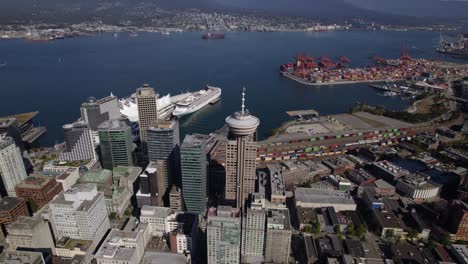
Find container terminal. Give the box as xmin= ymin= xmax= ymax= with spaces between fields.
xmin=280 ymin=49 xmax=468 ymax=86
xmin=255 ymin=109 xmax=463 ymax=163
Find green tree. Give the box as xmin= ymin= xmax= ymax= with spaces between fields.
xmin=28 ymin=199 xmax=39 ymax=213
xmin=124 ymin=207 xmax=133 ymax=217
xmin=427 ymin=240 xmax=436 ymax=250
xmin=303 ymin=226 xmax=313 ymax=234
xmin=347 ymin=224 xmax=355 ymax=236
xmin=335 ymin=225 xmax=342 ymax=235
xmin=441 ymin=233 xmax=452 ymax=247
xmin=109 ymin=212 xmax=117 ymax=220
xmin=385 ymin=229 xmax=395 ymax=239
xmin=356 ymin=224 xmax=366 ymax=237
xmin=312 ymin=221 xmax=321 ymax=234
xmin=408 ymin=228 xmax=419 ymax=241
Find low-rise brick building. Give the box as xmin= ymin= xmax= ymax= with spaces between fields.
xmin=15 ymin=176 xmax=63 ymax=210
xmin=0 ymin=197 xmax=28 ymax=225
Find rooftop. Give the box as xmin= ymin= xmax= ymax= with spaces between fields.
xmin=373 ymin=160 xmax=409 ymax=177
xmin=373 ymin=207 xmax=403 ymax=229
xmin=140 ymin=206 xmax=175 ymax=218
xmin=451 ymin=244 xmax=468 ymax=263
xmin=56 ymin=237 xmax=93 ymax=252
xmin=16 ymin=176 xmax=53 ymax=189
xmin=373 ymin=179 xmax=395 ymax=189
xmin=398 ymin=173 xmax=439 ymax=190
xmin=97 ymin=120 xmax=127 ymax=131
xmin=182 ymin=134 xmax=207 ymax=148
xmin=0 ymin=197 xmax=25 ymax=211
xmin=51 ymin=183 xmax=100 ymax=212
xmin=267 ymin=209 xmax=291 ymax=230
xmin=80 ymin=169 xmax=113 ymax=184
xmin=149 ymin=120 xmax=177 ymax=130
xmin=0 ymin=118 xmax=16 ymax=128
xmin=113 ymin=166 xmax=142 ymax=182
xmin=7 ymin=215 xmax=44 ymax=232
xmin=0 ymin=111 xmax=38 ymax=127
xmin=141 ymin=252 xmax=188 ymax=264
xmin=96 ymin=227 xmax=146 ymax=261
xmin=57 ymin=168 xmax=79 ymax=181
xmin=0 ymin=251 xmax=43 ymax=264
xmin=81 ymin=95 xmax=116 ymax=107
xmin=295 ymin=188 xmax=356 ymax=205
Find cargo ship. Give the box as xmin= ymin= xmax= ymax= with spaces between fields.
xmin=202 ymin=33 xmax=225 ymax=40
xmin=173 ymin=86 xmax=222 ymax=117
xmin=437 ymin=34 xmax=467 ymax=57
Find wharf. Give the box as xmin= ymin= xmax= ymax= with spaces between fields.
xmin=282 ymin=72 xmax=401 ymax=86
xmin=369 ymin=84 xmax=401 ymax=93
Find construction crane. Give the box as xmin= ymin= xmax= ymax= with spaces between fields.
xmin=318 ymin=55 xmax=335 ymax=70
xmin=400 ymin=46 xmax=412 ymax=63
xmin=336 ymin=55 xmax=351 ymax=69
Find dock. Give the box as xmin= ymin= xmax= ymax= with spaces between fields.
xmin=283 ymin=72 xmax=400 ymax=86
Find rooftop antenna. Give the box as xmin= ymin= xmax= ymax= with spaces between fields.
xmin=241 ymin=87 xmax=246 ymax=114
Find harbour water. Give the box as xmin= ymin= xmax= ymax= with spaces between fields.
xmin=0 ymin=30 xmax=459 ymax=146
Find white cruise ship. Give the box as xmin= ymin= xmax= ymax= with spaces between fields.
xmin=172 ymin=86 xmax=222 ymax=117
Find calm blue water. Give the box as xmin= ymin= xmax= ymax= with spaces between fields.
xmin=0 ymin=30 xmax=459 ymax=146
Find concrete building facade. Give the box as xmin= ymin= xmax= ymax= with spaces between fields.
xmin=6 ymin=215 xmax=55 ymax=251
xmin=241 ymin=206 xmax=266 ymax=263
xmin=264 ymin=209 xmax=292 ymax=264
xmin=0 ymin=134 xmax=28 ymax=197
xmin=59 ymin=121 xmax=96 ymax=162
xmin=207 ymin=206 xmax=241 ymax=264
xmin=136 ymin=84 xmax=159 ymax=162
xmin=49 ymin=183 xmax=110 ymax=244
xmin=147 ymin=120 xmax=180 ymax=187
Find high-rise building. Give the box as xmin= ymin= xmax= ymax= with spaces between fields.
xmin=49 ymin=183 xmax=110 ymax=244
xmin=207 ymin=206 xmax=241 ymax=264
xmin=136 ymin=84 xmax=159 ymax=162
xmin=0 ymin=134 xmax=28 ymax=197
xmin=136 ymin=162 xmax=166 ymax=207
xmin=264 ymin=209 xmax=292 ymax=264
xmin=225 ymin=89 xmax=260 ymax=208
xmin=241 ymin=196 xmax=266 ymax=263
xmin=59 ymin=121 xmax=96 ymax=162
xmin=169 ymin=185 xmax=183 ymax=211
xmin=181 ymin=134 xmax=207 ymax=214
xmin=80 ymin=95 xmax=120 ymax=130
xmin=147 ymin=120 xmax=180 ymax=187
xmin=448 ymin=200 xmax=468 ymax=242
xmin=0 ymin=118 xmax=25 ymax=152
xmin=6 ymin=215 xmax=55 ymax=251
xmin=98 ymin=120 xmax=135 ymax=169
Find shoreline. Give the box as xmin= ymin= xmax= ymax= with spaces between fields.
xmin=281 ymin=72 xmax=402 ymax=86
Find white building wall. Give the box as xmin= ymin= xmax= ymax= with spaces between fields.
xmin=0 ymin=137 xmax=28 ymax=197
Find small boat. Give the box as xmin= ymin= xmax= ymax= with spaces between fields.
xmin=0 ymin=61 xmax=7 ymax=67
xmin=129 ymin=32 xmax=139 ymax=37
xmin=381 ymin=91 xmax=398 ymax=97
xmin=161 ymin=31 xmax=170 ymax=35
xmin=113 ymin=33 xmax=119 ymax=38
xmin=202 ymin=33 xmax=225 ymax=40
